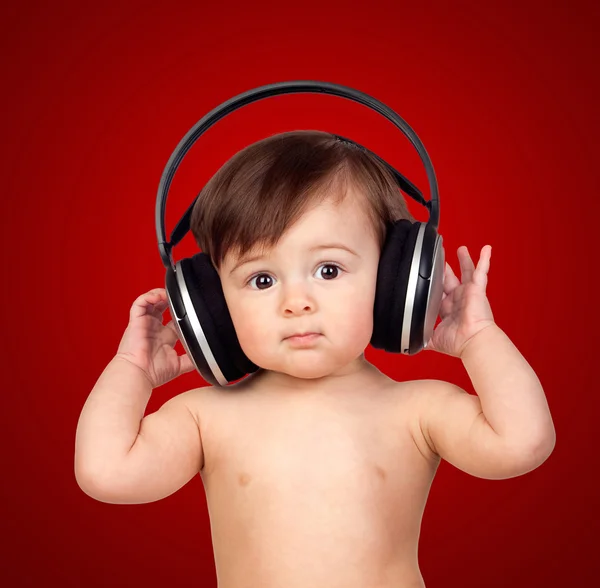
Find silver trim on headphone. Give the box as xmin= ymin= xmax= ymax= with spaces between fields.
xmin=423 ymin=236 xmax=445 ymax=349
xmin=401 ymin=223 xmax=426 ymax=354
xmin=172 ymin=261 xmax=228 ymax=387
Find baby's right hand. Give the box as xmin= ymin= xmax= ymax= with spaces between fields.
xmin=115 ymin=288 xmax=195 ymax=389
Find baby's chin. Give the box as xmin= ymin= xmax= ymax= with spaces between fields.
xmin=255 ymin=353 xmax=349 ymax=381
xmin=277 ymin=365 xmax=335 ymax=380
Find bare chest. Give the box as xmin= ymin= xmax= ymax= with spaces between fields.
xmin=197 ymin=383 xmax=439 ymax=587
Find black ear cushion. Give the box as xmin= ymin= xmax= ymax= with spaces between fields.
xmin=180 ymin=253 xmax=259 ymax=383
xmin=371 ymin=220 xmax=422 ymax=352
xmin=386 ymin=221 xmax=424 ymax=352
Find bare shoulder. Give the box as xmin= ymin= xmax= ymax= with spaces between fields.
xmin=401 ymin=378 xmax=467 ymax=404
xmin=392 ymin=378 xmax=464 ymax=461
xmin=172 ymin=384 xmax=219 ymax=426
xmin=390 ymin=377 xmax=455 ymax=407
xmin=146 ymin=385 xmax=217 ymax=446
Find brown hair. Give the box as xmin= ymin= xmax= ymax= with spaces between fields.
xmin=190 ymin=130 xmax=416 ymax=270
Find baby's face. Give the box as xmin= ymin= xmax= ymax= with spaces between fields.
xmin=217 ymin=188 xmax=381 ymax=382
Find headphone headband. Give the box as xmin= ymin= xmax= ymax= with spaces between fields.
xmin=156 ymin=80 xmax=440 ymax=269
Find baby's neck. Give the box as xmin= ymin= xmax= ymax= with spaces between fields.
xmin=244 ymin=356 xmax=387 ymax=396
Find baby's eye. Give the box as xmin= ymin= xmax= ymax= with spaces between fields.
xmin=249 ymin=274 xmax=274 ymax=290
xmin=246 ymin=263 xmax=344 ymax=291
xmin=318 ymin=263 xmax=342 ymax=280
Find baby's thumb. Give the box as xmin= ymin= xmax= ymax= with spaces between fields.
xmin=179 ymin=351 xmax=196 ymax=374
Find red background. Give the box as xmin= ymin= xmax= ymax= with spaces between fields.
xmin=2 ymin=0 xmax=598 ymax=586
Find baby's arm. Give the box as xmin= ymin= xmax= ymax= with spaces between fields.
xmin=75 ymin=356 xmax=204 ymax=504
xmin=74 ymin=288 xmax=202 ymax=504
xmin=417 ymin=324 xmax=556 ymax=479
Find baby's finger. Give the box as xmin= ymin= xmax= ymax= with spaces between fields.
xmin=474 ymin=245 xmax=492 ymax=287
xmin=145 ymin=288 xmax=168 ymax=309
xmin=130 ymin=289 xmax=169 ymax=321
xmin=151 ymin=298 xmax=170 ymax=319
xmin=443 ymin=262 xmax=461 ymax=293
xmin=179 ymin=351 xmax=196 ymax=374
xmin=476 ymin=245 xmax=492 ymax=273
xmin=458 ymin=246 xmax=475 ymax=283
xmin=164 ymin=320 xmax=181 ymax=346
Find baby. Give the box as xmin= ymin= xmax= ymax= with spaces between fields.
xmin=75 ymin=131 xmax=556 ymax=588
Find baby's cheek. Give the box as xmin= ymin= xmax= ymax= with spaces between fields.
xmin=229 ymin=302 xmax=271 ymax=360
xmin=347 ymin=308 xmax=374 ymax=350
xmin=340 ymin=284 xmax=376 ymax=339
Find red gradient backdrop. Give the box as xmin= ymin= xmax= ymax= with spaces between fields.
xmin=2 ymin=1 xmax=598 ymax=586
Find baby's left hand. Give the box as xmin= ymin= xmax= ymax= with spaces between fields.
xmin=425 ymin=245 xmax=495 ymax=358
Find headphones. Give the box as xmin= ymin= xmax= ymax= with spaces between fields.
xmin=155 ymin=81 xmax=445 ymax=387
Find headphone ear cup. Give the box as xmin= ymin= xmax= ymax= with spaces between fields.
xmin=371 ymin=220 xmax=421 ymax=353
xmin=185 ymin=253 xmax=259 ymax=381
xmin=167 ymin=253 xmax=258 ymax=387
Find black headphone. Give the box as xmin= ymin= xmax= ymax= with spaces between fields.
xmin=155 ymin=81 xmax=445 ymax=387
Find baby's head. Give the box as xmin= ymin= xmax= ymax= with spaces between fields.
xmin=190 ymin=130 xmax=415 ymax=387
